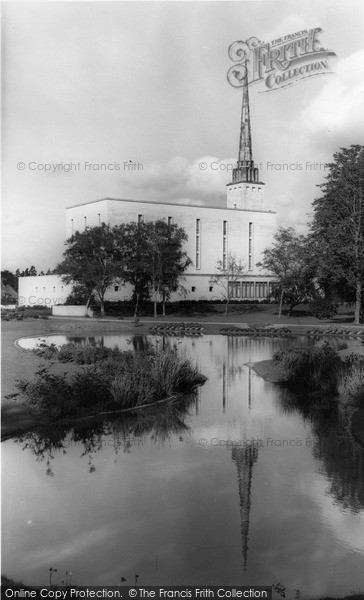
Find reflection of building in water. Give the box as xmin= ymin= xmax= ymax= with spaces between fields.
xmin=231 ymin=445 xmax=259 ymax=571
xmin=221 ymin=338 xmax=254 ymax=412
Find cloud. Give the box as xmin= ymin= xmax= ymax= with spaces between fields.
xmin=302 ymin=49 xmax=364 ymax=150
xmin=127 ymin=155 xmax=237 ymax=206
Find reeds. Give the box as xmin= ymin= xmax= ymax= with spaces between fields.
xmin=273 ymin=343 xmax=342 ymax=393
xmin=338 ymin=365 xmax=364 ymax=405
xmin=110 ymin=349 xmax=206 ymax=407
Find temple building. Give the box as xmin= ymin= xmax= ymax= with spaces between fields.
xmin=19 ymin=75 xmax=276 ymax=306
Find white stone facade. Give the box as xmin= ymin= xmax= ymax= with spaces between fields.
xmin=18 ymin=196 xmax=276 ymax=305
xmin=65 ymin=197 xmax=276 ymax=302
xmin=18 ymin=275 xmax=73 ymax=307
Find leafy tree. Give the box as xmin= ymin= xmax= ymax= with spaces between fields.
xmin=56 ymin=224 xmax=122 ymax=317
xmin=148 ymin=220 xmax=191 ymax=317
xmin=310 ymin=145 xmax=364 ymax=324
xmin=14 ymin=266 xmax=38 ymax=278
xmin=1 ymin=270 xmax=18 ymax=291
xmin=257 ymin=227 xmax=315 ymax=318
xmin=210 ymin=253 xmax=247 ymax=316
xmin=114 ymin=222 xmax=154 ymax=317
xmin=114 ymin=220 xmax=191 ymax=317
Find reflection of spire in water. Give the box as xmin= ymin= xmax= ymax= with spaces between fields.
xmin=231 ymin=445 xmax=259 ymax=571
xmin=248 ymin=366 xmax=252 ymax=409
xmin=223 ymin=362 xmax=227 ymax=413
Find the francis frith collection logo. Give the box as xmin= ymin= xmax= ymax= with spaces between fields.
xmin=227 ymin=28 xmax=336 ymax=92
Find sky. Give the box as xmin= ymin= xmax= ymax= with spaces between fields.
xmin=2 ymin=0 xmax=364 ymax=271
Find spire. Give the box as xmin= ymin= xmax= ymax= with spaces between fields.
xmin=238 ymin=68 xmax=253 ymax=167
xmin=231 ymin=67 xmax=260 ymax=184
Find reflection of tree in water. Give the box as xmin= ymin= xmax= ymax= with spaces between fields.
xmin=15 ymin=395 xmax=198 ymax=476
xmin=231 ymin=445 xmax=259 ymax=571
xmin=280 ymin=390 xmax=364 ymax=513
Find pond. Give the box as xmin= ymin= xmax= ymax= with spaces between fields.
xmin=2 ymin=334 xmax=364 ymax=596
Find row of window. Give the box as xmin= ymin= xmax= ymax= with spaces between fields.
xmin=229 ymin=281 xmax=272 ymax=299
xmin=190 ymin=282 xmax=272 ymax=298
xmin=72 ymin=214 xmax=176 ymax=233
xmin=35 ymin=286 xmax=64 ymax=293
xmin=195 ymin=219 xmax=253 ymax=271
xmin=230 ymin=185 xmax=262 ymax=191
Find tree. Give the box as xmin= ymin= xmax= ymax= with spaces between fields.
xmin=114 ymin=221 xmax=154 ymax=317
xmin=56 ymin=224 xmax=122 ymax=317
xmin=1 ymin=270 xmax=18 ymax=291
xmin=210 ymin=253 xmax=247 ymax=316
xmin=148 ymin=220 xmax=191 ymax=317
xmin=257 ymin=227 xmax=315 ymax=318
xmin=14 ymin=266 xmax=38 ymax=278
xmin=310 ymin=145 xmax=364 ymax=324
xmin=114 ymin=220 xmax=191 ymax=317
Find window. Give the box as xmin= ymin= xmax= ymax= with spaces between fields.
xmin=252 ymin=186 xmax=255 ymax=191
xmin=248 ymin=222 xmax=253 ymax=271
xmin=246 ymin=185 xmax=249 ymax=190
xmin=209 ymin=286 xmax=213 ymax=292
xmin=258 ymin=187 xmax=261 ymax=192
xmin=138 ymin=214 xmax=143 ymax=224
xmin=114 ymin=285 xmax=119 ymax=292
xmin=229 ymin=282 xmax=241 ymax=299
xmin=195 ymin=219 xmax=201 ymax=269
xmin=192 ymin=286 xmax=196 ymax=292
xmin=223 ymin=221 xmax=228 ymax=269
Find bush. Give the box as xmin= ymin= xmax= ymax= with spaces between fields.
xmin=16 ymin=368 xmax=77 ymax=419
xmin=309 ymin=297 xmax=338 ymax=319
xmin=273 ymin=343 xmax=342 ymax=393
xmin=16 ymin=365 xmax=113 ymax=419
xmin=339 ymin=366 xmax=364 ymax=406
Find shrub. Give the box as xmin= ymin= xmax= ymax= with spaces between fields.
xmin=16 ymin=368 xmax=76 ymax=419
xmin=339 ymin=366 xmax=364 ymax=406
xmin=309 ymin=297 xmax=338 ymax=319
xmin=16 ymin=365 xmax=113 ymax=419
xmin=273 ymin=343 xmax=342 ymax=393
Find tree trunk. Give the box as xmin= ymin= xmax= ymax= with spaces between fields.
xmin=225 ymin=300 xmax=229 ymax=316
xmin=85 ymin=294 xmax=91 ymax=316
xmin=100 ymin=298 xmax=105 ymax=318
xmin=278 ymin=288 xmax=284 ymax=319
xmin=134 ymin=293 xmax=139 ymax=318
xmin=162 ymin=301 xmax=166 ymax=316
xmin=354 ymin=279 xmax=362 ymax=324
xmin=154 ymin=297 xmax=157 ymax=318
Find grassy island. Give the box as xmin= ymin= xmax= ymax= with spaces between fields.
xmin=15 ymin=342 xmax=206 ymax=421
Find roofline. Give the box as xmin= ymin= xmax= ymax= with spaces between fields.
xmin=66 ymin=197 xmax=276 ymax=215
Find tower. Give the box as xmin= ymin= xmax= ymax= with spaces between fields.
xmin=226 ymin=67 xmax=265 ymax=211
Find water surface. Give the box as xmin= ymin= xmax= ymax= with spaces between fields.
xmin=3 ymin=335 xmax=364 ymax=596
